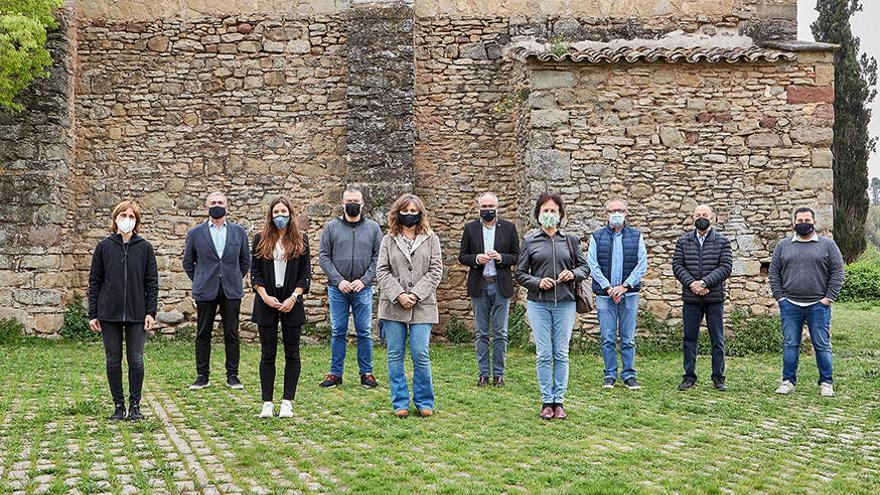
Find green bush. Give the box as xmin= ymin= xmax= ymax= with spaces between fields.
xmin=175 ymin=324 xmax=197 ymax=341
xmin=302 ymin=323 xmax=331 ymax=341
xmin=725 ymin=309 xmax=784 ymax=357
xmin=507 ymin=303 xmax=532 ymax=350
xmin=838 ymin=260 xmax=880 ymax=303
xmin=444 ymin=315 xmax=472 ymax=344
xmin=61 ymin=297 xmax=98 ymax=342
xmin=0 ymin=317 xmax=24 ymax=344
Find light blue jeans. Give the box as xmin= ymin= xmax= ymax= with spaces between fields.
xmin=527 ymin=300 xmax=577 ymax=404
xmin=383 ymin=320 xmax=434 ymax=411
xmin=328 ymin=286 xmax=374 ymax=376
xmin=597 ymin=293 xmax=639 ymax=381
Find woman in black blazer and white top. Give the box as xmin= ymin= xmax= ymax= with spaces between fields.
xmin=251 ymin=196 xmax=311 ymax=418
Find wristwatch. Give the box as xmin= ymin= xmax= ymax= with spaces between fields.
xmin=623 ymin=283 xmax=631 ymax=289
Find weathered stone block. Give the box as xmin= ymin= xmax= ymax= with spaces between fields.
xmin=659 ymin=127 xmax=683 ymax=147
xmin=811 ymin=149 xmax=833 ymax=168
xmin=20 ymin=255 xmax=61 ymax=270
xmin=790 ymin=169 xmax=833 ymax=191
xmin=531 ymin=71 xmax=576 ymax=90
xmin=786 ymin=85 xmax=834 ymax=104
xmin=790 ymin=127 xmax=833 ymax=146
xmin=14 ymin=289 xmax=61 ymax=306
xmin=747 ymin=133 xmax=782 ymax=148
xmin=527 ymin=149 xmax=571 ymax=180
xmin=530 ymin=109 xmax=569 ymax=127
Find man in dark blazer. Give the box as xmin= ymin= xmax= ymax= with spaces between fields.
xmin=458 ymin=192 xmax=520 ymax=387
xmin=671 ymin=204 xmax=733 ymax=392
xmin=183 ymin=192 xmax=251 ymax=391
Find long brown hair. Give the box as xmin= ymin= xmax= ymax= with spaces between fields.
xmin=387 ymin=193 xmax=430 ymax=236
xmin=255 ymin=196 xmax=305 ymax=260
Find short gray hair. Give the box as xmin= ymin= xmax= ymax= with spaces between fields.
xmin=477 ymin=191 xmax=498 ymax=204
xmin=604 ymin=197 xmax=627 ymax=210
xmin=206 ymin=191 xmax=227 ymax=205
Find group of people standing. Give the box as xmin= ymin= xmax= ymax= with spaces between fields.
xmin=87 ymin=188 xmax=844 ymax=422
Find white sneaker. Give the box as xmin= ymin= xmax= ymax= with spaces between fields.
xmin=279 ymin=400 xmax=293 ymax=418
xmin=775 ymin=380 xmax=795 ymax=395
xmin=259 ymin=402 xmax=274 ymax=418
xmin=820 ymin=382 xmax=835 ymax=397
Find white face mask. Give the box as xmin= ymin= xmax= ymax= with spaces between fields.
xmin=608 ymin=212 xmax=626 ymax=227
xmin=116 ymin=217 xmax=136 ymax=234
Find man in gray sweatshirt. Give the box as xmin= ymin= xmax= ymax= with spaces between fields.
xmin=318 ymin=187 xmax=384 ymax=389
xmin=768 ymin=207 xmax=844 ymax=397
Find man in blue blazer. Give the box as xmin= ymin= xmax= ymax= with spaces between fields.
xmin=183 ymin=192 xmax=251 ymax=390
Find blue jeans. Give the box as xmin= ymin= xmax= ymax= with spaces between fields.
xmin=527 ymin=300 xmax=576 ymax=404
xmin=597 ymin=293 xmax=639 ymax=381
xmin=383 ymin=320 xmax=434 ymax=411
xmin=780 ymin=299 xmax=833 ymax=385
xmin=472 ymin=283 xmax=511 ymax=378
xmin=328 ymin=286 xmax=374 ymax=376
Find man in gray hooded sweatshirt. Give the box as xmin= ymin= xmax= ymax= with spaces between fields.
xmin=318 ymin=187 xmax=383 ymax=389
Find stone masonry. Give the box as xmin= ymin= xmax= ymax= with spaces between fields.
xmin=0 ymin=0 xmax=833 ymax=338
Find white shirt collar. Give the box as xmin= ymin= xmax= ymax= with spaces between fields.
xmin=791 ymin=232 xmax=819 ymax=242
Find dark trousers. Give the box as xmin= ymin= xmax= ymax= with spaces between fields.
xmin=195 ymin=291 xmax=241 ymax=379
xmin=101 ymin=322 xmax=146 ymax=406
xmin=258 ymin=324 xmax=302 ymax=401
xmin=682 ymin=302 xmax=725 ymax=382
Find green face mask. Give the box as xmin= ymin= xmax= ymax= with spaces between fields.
xmin=538 ymin=212 xmax=560 ymax=229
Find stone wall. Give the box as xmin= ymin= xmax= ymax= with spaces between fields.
xmin=1 ymin=0 xmax=831 ymax=338
xmin=519 ymin=50 xmax=835 ymax=323
xmin=0 ymin=4 xmax=76 ymax=335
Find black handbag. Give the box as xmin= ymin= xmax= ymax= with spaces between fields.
xmin=564 ymin=234 xmax=594 ymax=314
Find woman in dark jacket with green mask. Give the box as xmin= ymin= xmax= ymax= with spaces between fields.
xmin=88 ymin=200 xmax=159 ymax=422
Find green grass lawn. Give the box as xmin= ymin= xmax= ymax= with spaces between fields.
xmin=1 ymin=304 xmax=879 ymax=494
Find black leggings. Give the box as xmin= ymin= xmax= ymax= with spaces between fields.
xmin=259 ymin=324 xmax=302 ymax=401
xmin=101 ymin=322 xmax=146 ymax=406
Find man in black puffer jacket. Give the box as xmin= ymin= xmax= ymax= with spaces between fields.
xmin=672 ymin=204 xmax=733 ymax=392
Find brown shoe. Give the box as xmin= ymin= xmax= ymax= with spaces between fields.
xmin=493 ymin=376 xmax=504 ymax=387
xmin=540 ymin=405 xmax=555 ymax=420
xmin=418 ymin=409 xmax=433 ymax=417
xmin=394 ymin=409 xmax=409 ymax=418
xmin=477 ymin=376 xmax=489 ymax=387
xmin=553 ymin=405 xmax=567 ymax=420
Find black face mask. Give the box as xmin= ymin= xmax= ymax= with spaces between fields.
xmin=694 ymin=218 xmax=711 ymax=231
xmin=794 ymin=222 xmax=815 ymax=236
xmin=397 ymin=212 xmax=422 ymax=228
xmin=344 ymin=203 xmax=362 ymax=218
xmin=480 ymin=209 xmax=497 ymax=222
xmin=208 ymin=206 xmax=226 ymax=219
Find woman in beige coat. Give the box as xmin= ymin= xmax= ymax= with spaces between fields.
xmin=377 ymin=194 xmax=443 ymax=418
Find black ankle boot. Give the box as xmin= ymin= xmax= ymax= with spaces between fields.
xmin=109 ymin=404 xmax=126 ymax=421
xmin=128 ymin=402 xmax=144 ymax=421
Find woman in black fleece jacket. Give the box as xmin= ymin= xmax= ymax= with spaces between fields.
xmin=87 ymin=200 xmax=159 ymax=421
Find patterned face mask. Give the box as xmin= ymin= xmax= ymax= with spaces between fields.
xmin=538 ymin=212 xmax=559 ymax=229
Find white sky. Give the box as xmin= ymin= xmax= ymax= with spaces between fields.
xmin=798 ymin=0 xmax=880 ymax=179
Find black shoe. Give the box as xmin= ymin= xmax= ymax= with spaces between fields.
xmin=319 ymin=374 xmax=342 ymax=388
xmin=678 ymin=379 xmax=696 ymax=391
xmin=477 ymin=376 xmax=489 ymax=387
xmin=128 ymin=403 xmax=144 ymax=421
xmin=624 ymin=378 xmax=641 ymax=390
xmin=713 ymin=379 xmax=728 ymax=392
xmin=602 ymin=377 xmax=616 ymax=389
xmin=360 ymin=373 xmax=378 ymax=389
xmin=493 ymin=376 xmax=505 ymax=388
xmin=109 ymin=404 xmax=126 ymax=421
xmin=226 ymin=376 xmax=244 ymax=390
xmin=189 ymin=376 xmax=210 ymax=390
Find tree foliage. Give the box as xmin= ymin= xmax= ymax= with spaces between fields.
xmin=871 ymin=177 xmax=880 ymax=206
xmin=812 ymin=0 xmax=878 ymax=262
xmin=0 ymin=0 xmax=62 ymax=112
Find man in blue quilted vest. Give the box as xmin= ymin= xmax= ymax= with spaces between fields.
xmin=586 ymin=197 xmax=648 ymax=390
